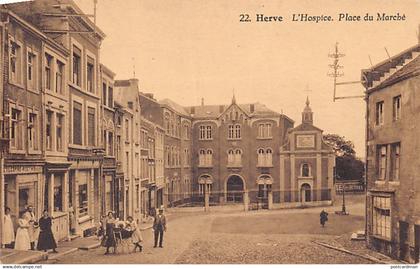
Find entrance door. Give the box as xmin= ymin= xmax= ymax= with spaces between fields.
xmin=226 ymin=175 xmax=244 ymax=203
xmin=399 ymin=221 xmax=409 ymax=261
xmin=300 ymin=184 xmax=311 ymax=203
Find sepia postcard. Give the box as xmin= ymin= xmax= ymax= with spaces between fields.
xmin=0 ymin=0 xmax=419 ymax=267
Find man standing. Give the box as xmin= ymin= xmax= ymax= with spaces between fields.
xmin=320 ymin=209 xmax=329 ymax=228
xmin=153 ymin=207 xmax=167 ymax=248
xmin=23 ymin=205 xmax=38 ymax=250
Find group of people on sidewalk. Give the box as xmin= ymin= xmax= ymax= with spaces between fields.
xmin=99 ymin=206 xmax=167 ymax=255
xmin=2 ymin=206 xmax=58 ymax=253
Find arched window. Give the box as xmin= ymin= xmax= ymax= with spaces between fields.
xmin=301 ymin=163 xmax=310 ymax=177
xmin=206 ymin=149 xmax=213 ymax=166
xmin=199 ymin=149 xmax=206 ymax=166
xmin=266 ymin=148 xmax=273 ymax=166
xmin=227 ymin=149 xmax=235 ymax=165
xmin=257 ymin=148 xmax=265 ymax=166
xmin=228 ymin=125 xmax=234 ymax=139
xmin=183 ymin=124 xmax=190 ymax=140
xmin=235 ymin=124 xmax=241 ymax=139
xmin=234 ymin=149 xmax=242 ymax=166
xmin=164 ymin=113 xmax=170 ymax=135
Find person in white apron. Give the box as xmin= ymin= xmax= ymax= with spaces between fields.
xmin=14 ymin=212 xmax=31 ymax=251
xmin=23 ymin=205 xmax=38 ymax=250
xmin=2 ymin=207 xmax=15 ymax=248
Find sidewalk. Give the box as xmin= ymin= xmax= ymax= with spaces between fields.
xmin=0 ymin=248 xmax=48 ymax=264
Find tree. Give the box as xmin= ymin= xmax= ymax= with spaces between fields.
xmin=323 ymin=134 xmax=365 ymax=181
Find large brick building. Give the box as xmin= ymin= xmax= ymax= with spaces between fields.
xmin=188 ymin=95 xmax=293 ymax=206
xmin=363 ymin=44 xmax=420 ymax=263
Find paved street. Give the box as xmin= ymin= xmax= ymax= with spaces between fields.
xmin=48 ymin=195 xmax=377 ymax=264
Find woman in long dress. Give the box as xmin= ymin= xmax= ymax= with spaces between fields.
xmin=37 ymin=210 xmax=58 ymax=252
xmin=14 ymin=212 xmax=31 ymax=251
xmin=104 ymin=211 xmax=116 ymax=255
xmin=125 ymin=216 xmax=143 ymax=252
xmin=3 ymin=207 xmax=15 ymax=248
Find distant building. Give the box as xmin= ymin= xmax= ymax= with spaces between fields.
xmin=363 ymin=44 xmax=420 ymax=263
xmin=139 ymin=92 xmax=165 ymax=211
xmin=188 ymin=95 xmax=295 ymax=207
xmin=160 ymin=99 xmax=193 ymax=207
xmin=280 ymin=98 xmax=335 ymax=205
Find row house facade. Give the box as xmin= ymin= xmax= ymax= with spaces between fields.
xmin=363 ymin=43 xmax=420 ymax=263
xmin=160 ymin=99 xmax=193 ymax=207
xmin=114 ymin=79 xmax=142 ymax=223
xmin=0 ymin=0 xmax=121 ymax=242
xmin=139 ymin=92 xmax=165 ymax=212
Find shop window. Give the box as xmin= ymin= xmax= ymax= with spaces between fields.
xmin=78 ymin=183 xmax=88 ymax=217
xmin=54 ymin=175 xmax=63 ymax=212
xmin=372 ymin=196 xmax=391 ymax=239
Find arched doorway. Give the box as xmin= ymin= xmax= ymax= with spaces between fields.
xmin=226 ymin=175 xmax=244 ymax=202
xmin=300 ymin=183 xmax=311 ymax=203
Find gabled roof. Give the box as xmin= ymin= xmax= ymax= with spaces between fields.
xmin=185 ymin=102 xmax=281 ymax=119
xmin=159 ymin=98 xmax=190 ymax=117
xmin=290 ymin=122 xmax=323 ymax=132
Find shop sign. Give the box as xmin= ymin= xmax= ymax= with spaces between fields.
xmin=4 ymin=165 xmax=43 ymax=175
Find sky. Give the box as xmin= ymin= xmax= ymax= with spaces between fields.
xmin=73 ymin=0 xmax=419 ymax=157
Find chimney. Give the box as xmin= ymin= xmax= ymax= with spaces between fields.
xmin=201 ymin=98 xmax=204 ymax=106
xmin=190 ymin=107 xmax=195 ymax=115
xmin=219 ymin=105 xmax=224 ymax=113
xmin=250 ymin=104 xmax=255 ymax=113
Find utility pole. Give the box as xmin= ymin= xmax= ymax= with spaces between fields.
xmin=328 ymin=42 xmax=365 ymax=101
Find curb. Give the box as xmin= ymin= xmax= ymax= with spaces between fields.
xmin=47 ymin=247 xmax=78 ymax=260
xmin=78 ymin=242 xmax=101 ymax=250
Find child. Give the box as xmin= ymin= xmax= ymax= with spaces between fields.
xmin=125 ymin=216 xmax=143 ymax=252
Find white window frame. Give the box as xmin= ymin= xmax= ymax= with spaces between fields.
xmin=9 ymin=38 xmax=23 ymax=86
xmin=28 ymin=110 xmax=40 ymax=152
xmin=372 ymin=196 xmax=391 ymax=239
xmin=27 ymin=49 xmax=38 ymax=91
xmin=393 ymin=95 xmax=401 ymax=121
xmin=376 ymin=101 xmax=384 ymax=126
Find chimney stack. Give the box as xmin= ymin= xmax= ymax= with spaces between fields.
xmin=201 ymin=98 xmax=204 ymax=106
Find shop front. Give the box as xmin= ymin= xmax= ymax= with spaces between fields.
xmin=4 ymin=163 xmax=44 ymax=220
xmin=44 ymin=162 xmax=71 ymax=241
